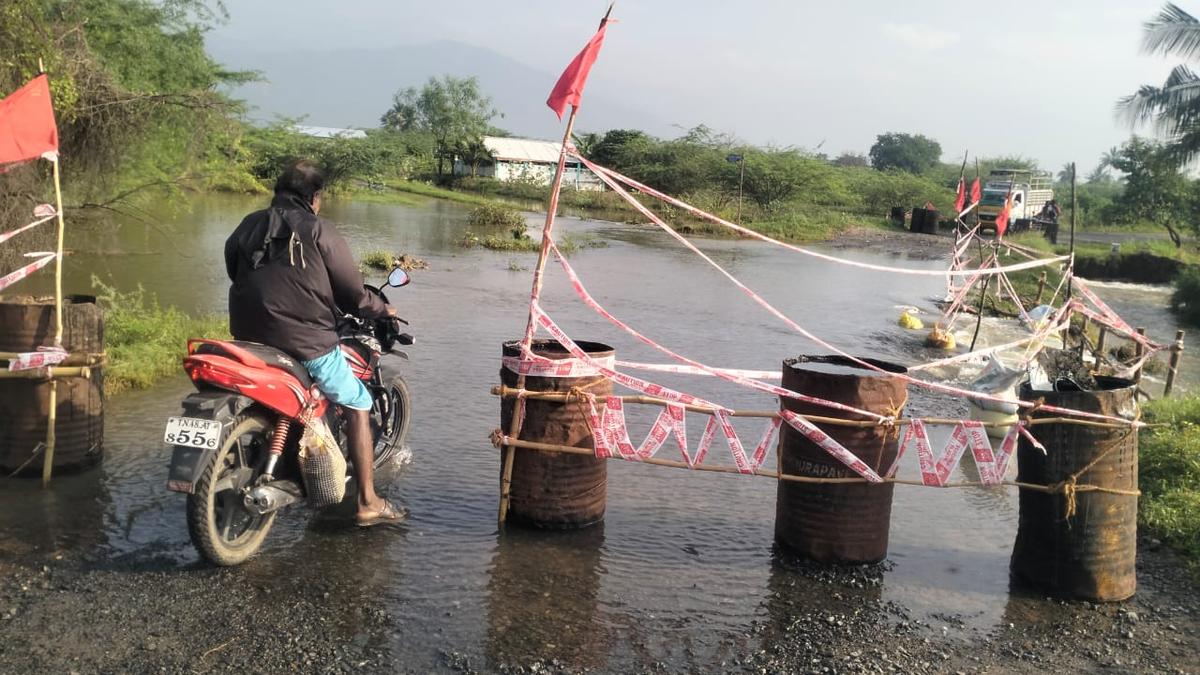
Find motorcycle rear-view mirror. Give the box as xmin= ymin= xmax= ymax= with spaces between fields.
xmin=387 ymin=267 xmax=412 ymax=288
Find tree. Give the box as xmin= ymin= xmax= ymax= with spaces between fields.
xmin=832 ymin=152 xmax=868 ymax=167
xmin=380 ymin=75 xmax=496 ymax=178
xmin=1119 ymin=3 xmax=1200 ymax=166
xmin=571 ymin=132 xmax=602 ymax=157
xmin=1086 ymin=164 xmax=1116 ymax=185
xmin=587 ymin=128 xmax=649 ymax=167
xmin=1102 ymin=137 xmax=1193 ymax=243
xmin=868 ymin=133 xmax=942 ymax=173
xmin=455 ymin=137 xmax=494 ymax=178
xmin=1057 ymin=163 xmax=1076 ymax=184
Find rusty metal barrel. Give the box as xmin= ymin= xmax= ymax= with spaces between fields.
xmin=922 ymin=208 xmax=941 ymax=234
xmin=0 ymin=296 xmax=105 ymax=475
xmin=776 ymin=355 xmax=908 ymax=564
xmin=500 ymin=339 xmax=612 ymax=529
xmin=1010 ymin=376 xmax=1139 ymax=601
xmin=909 ymin=207 xmax=927 ymax=233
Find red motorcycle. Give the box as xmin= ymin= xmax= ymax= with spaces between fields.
xmin=165 ymin=268 xmax=414 ymax=566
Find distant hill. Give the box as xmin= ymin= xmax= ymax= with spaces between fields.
xmin=206 ymin=37 xmax=671 ymax=140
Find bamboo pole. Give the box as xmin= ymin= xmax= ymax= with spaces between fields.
xmin=51 ymin=157 xmax=66 ymax=347
xmin=41 ymin=379 xmax=57 ymax=487
xmin=498 ymin=104 xmax=583 ymax=526
xmin=1164 ymin=329 xmax=1185 ymax=398
xmin=1133 ymin=327 xmax=1147 ymax=397
xmin=490 ymin=385 xmax=1136 ymax=430
xmin=1034 ymin=271 xmax=1047 ymax=304
xmin=1095 ymin=325 xmax=1108 ymax=364
xmin=0 ymin=366 xmax=91 ymax=380
xmin=1068 ymin=161 xmax=1076 ymax=301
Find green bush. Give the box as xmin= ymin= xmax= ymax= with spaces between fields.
xmin=467 ymin=202 xmax=527 ymax=229
xmin=93 ymin=277 xmax=228 ymax=396
xmin=359 ymin=250 xmax=393 ymax=271
xmin=1172 ymin=266 xmax=1200 ymax=326
xmin=1140 ymin=396 xmax=1200 ymax=567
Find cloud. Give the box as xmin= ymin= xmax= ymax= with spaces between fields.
xmin=881 ymin=22 xmax=961 ymax=51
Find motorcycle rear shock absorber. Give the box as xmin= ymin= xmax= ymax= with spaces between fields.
xmin=261 ymin=416 xmax=293 ymax=480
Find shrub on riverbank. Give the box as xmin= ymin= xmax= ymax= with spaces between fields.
xmin=1172 ymin=267 xmax=1200 ymax=327
xmin=1140 ymin=396 xmax=1200 ymax=568
xmin=468 ymin=203 xmax=527 ymax=229
xmin=359 ymin=250 xmax=393 ymax=271
xmin=94 ymin=278 xmax=227 ymax=396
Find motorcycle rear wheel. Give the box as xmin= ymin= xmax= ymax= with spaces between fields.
xmin=186 ymin=410 xmax=277 ymax=566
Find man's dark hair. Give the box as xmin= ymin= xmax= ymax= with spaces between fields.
xmin=274 ymin=160 xmax=326 ymax=201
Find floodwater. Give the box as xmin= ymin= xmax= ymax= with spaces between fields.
xmin=2 ymin=193 xmax=1193 ymax=671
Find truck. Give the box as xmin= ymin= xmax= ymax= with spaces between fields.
xmin=975 ymin=169 xmax=1055 ymax=234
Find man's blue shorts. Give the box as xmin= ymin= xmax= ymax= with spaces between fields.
xmin=302 ymin=347 xmax=373 ymax=411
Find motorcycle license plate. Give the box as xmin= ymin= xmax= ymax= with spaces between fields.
xmin=163 ymin=416 xmax=222 ymax=449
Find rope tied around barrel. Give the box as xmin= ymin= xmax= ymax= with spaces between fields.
xmin=1029 ymin=422 xmax=1141 ymax=520
xmin=566 ymin=385 xmax=600 ymax=437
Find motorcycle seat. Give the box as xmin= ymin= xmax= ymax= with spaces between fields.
xmin=193 ymin=340 xmax=314 ymax=389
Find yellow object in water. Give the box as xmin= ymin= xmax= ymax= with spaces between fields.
xmin=925 ymin=327 xmax=957 ymax=350
xmin=898 ymin=310 xmax=924 ymax=330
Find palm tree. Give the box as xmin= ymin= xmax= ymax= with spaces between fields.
xmin=571 ymin=132 xmax=601 ymax=157
xmin=1119 ymin=3 xmax=1200 ymax=165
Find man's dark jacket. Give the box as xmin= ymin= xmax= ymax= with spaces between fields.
xmin=224 ymin=192 xmax=388 ymax=361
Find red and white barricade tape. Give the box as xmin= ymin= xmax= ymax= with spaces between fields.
xmin=897 ymin=419 xmax=1024 ymax=487
xmin=573 ymin=153 xmax=1071 ymax=279
xmin=615 ymin=360 xmax=782 ymax=380
xmin=546 ymin=242 xmax=891 ymax=423
xmin=573 ymin=163 xmax=1139 ymax=427
xmin=502 ymin=353 xmax=616 ymax=377
xmin=0 ymin=252 xmax=56 ymax=293
xmin=7 ymin=345 xmax=68 ymax=372
xmin=779 ymin=409 xmax=884 ymax=483
xmin=0 ymin=204 xmax=55 ymax=245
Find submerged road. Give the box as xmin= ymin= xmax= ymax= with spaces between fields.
xmin=1 ymin=198 xmax=1197 ymax=673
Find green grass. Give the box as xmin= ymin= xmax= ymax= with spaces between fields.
xmin=386 ymin=179 xmax=495 ymax=206
xmin=456 ymin=230 xmax=604 ymax=255
xmin=93 ymin=277 xmax=228 ymax=396
xmin=1140 ymin=396 xmax=1200 ymax=569
xmin=338 ymin=187 xmax=424 ymax=207
xmin=1070 ymin=239 xmax=1200 ymax=264
xmin=359 ymin=249 xmax=394 ymax=271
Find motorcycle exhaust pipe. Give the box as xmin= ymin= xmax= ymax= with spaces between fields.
xmin=244 ymin=481 xmax=303 ymax=515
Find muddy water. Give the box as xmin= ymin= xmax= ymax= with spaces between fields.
xmin=3 ymin=194 xmax=1193 ymax=671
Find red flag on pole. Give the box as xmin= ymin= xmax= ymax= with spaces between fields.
xmin=969 ymin=177 xmax=981 ymax=205
xmin=0 ymin=74 xmax=59 ymax=167
xmin=954 ymin=177 xmax=966 ymax=213
xmin=546 ymin=21 xmax=610 ymax=119
xmin=995 ymin=193 xmax=1013 ymax=238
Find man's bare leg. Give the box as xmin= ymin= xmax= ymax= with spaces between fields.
xmin=344 ymin=407 xmax=386 ymax=517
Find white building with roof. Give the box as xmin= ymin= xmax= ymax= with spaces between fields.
xmin=454 ymin=136 xmax=603 ymax=191
xmin=292 ymin=125 xmax=367 ymax=140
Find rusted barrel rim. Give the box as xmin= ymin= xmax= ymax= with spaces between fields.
xmin=784 ymin=354 xmax=908 ymax=377
xmin=503 ymin=339 xmax=614 ymax=359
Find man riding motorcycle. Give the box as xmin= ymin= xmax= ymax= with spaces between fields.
xmin=224 ymin=159 xmax=404 ymax=527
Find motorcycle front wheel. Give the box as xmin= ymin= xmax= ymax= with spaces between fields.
xmin=371 ymin=375 xmax=411 ymax=469
xmin=186 ymin=410 xmax=277 ymax=566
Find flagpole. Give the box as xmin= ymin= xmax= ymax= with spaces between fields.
xmin=498 ymin=103 xmax=582 ymax=525
xmin=43 ymin=102 xmax=67 ymax=487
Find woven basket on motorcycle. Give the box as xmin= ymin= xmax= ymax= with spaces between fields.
xmin=297 ymin=411 xmax=347 ymax=507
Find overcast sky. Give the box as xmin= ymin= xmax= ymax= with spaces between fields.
xmin=209 ymin=0 xmax=1181 ymax=173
